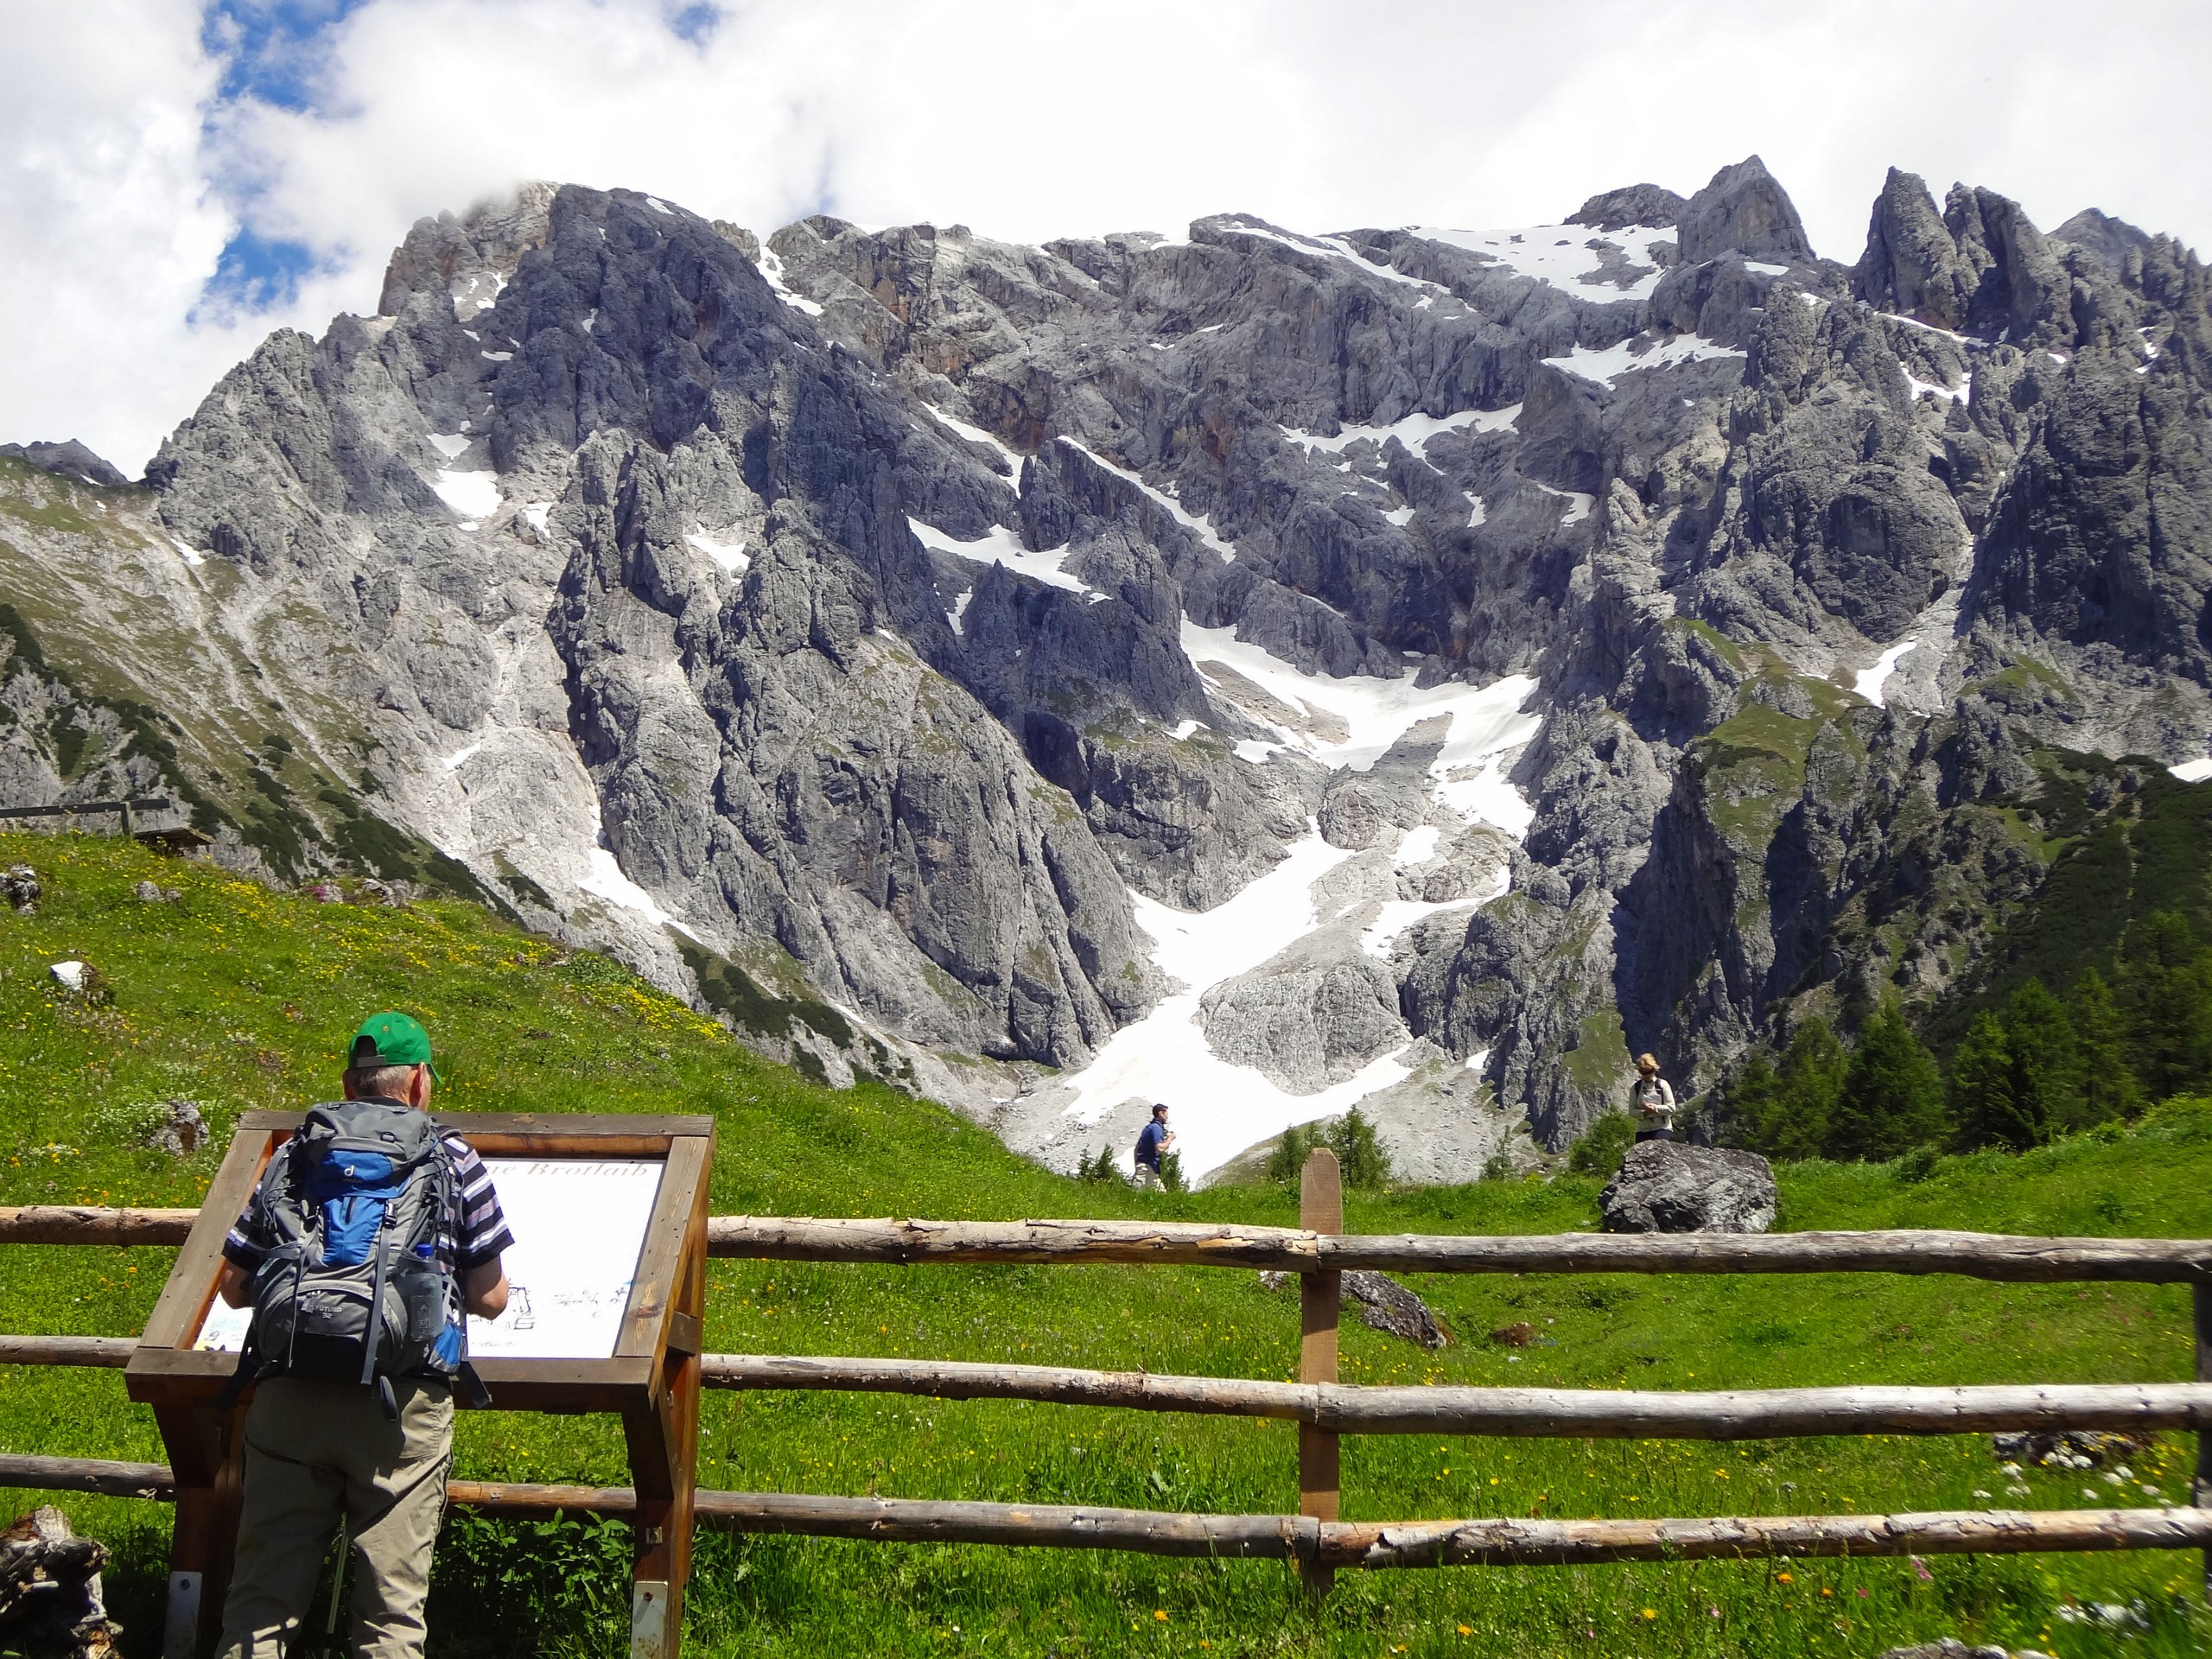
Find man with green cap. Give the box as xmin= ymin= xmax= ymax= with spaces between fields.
xmin=211 ymin=1012 xmax=512 ymax=1659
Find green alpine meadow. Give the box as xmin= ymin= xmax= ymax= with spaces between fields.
xmin=0 ymin=830 xmax=2206 ymax=1658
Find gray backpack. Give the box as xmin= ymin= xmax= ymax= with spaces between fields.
xmin=222 ymin=1101 xmax=479 ymax=1416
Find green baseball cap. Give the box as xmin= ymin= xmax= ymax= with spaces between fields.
xmin=348 ymin=1011 xmax=439 ymax=1082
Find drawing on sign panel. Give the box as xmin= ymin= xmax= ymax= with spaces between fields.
xmin=195 ymin=1299 xmax=251 ymax=1353
xmin=193 ymin=1156 xmax=664 ymax=1360
xmin=467 ymin=1159 xmax=663 ymax=1359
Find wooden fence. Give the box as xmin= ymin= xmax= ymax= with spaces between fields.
xmin=0 ymin=1149 xmax=2208 ymax=1601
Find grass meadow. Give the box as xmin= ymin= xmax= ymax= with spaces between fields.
xmin=0 ymin=832 xmax=2206 ymax=1657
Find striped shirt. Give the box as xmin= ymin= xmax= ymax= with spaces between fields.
xmin=223 ymin=1128 xmax=515 ymax=1275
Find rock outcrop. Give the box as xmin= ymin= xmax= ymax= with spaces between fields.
xmin=1568 ymin=184 xmax=1686 ymax=232
xmin=1599 ymin=1141 xmax=1777 ymax=1233
xmin=0 ymin=440 xmax=130 ymax=488
xmin=1262 ymin=1268 xmax=1448 ymax=1347
xmin=1344 ymin=1269 xmax=1449 ymax=1348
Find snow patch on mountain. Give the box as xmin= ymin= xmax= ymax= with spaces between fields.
xmin=755 ymin=246 xmax=825 ymax=317
xmin=1179 ymin=620 xmax=1540 ymax=834
xmin=1052 ymin=828 xmax=1419 ymax=1178
xmin=1281 ymin=404 xmax=1520 ymax=457
xmin=909 ymin=516 xmax=1096 ymax=596
xmin=1855 ymin=639 xmax=1921 ymax=707
xmin=1410 ymin=223 xmax=1676 ymax=301
xmin=432 ymin=470 xmax=499 ymax=519
xmin=685 ymin=530 xmax=749 ymax=576
xmin=1542 ymin=334 xmax=1745 ymax=390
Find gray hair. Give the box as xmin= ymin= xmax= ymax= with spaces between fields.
xmin=346 ymin=1062 xmax=423 ymax=1100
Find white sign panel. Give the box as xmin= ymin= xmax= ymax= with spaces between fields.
xmin=196 ymin=1298 xmax=251 ymax=1353
xmin=467 ymin=1158 xmax=664 ymax=1359
xmin=192 ymin=1156 xmax=665 ymax=1362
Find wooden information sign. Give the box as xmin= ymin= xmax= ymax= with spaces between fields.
xmin=126 ymin=1111 xmax=715 ymax=1659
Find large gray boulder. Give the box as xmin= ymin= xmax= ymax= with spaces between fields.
xmin=1599 ymin=1141 xmax=1777 ymax=1234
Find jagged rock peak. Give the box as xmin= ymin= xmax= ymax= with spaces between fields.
xmin=2051 ymin=207 xmax=2158 ymax=273
xmin=1852 ymin=169 xmax=2073 ymax=345
xmin=377 ymin=180 xmax=561 ymax=320
xmin=1853 ymin=166 xmax=1974 ymax=329
xmin=1567 ymin=183 xmax=1687 ymax=232
xmin=0 ymin=440 xmax=130 ymax=488
xmin=1939 ymin=182 xmax=2069 ymax=344
xmin=1675 ymin=155 xmax=1816 ymax=266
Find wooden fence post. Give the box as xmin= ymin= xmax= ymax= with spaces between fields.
xmin=2196 ymin=1283 xmax=2209 ymax=1604
xmin=1300 ymin=1148 xmax=1342 ymax=1599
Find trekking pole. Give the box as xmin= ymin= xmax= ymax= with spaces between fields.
xmin=324 ymin=1516 xmax=348 ymax=1648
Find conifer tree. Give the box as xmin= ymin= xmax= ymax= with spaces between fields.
xmin=2067 ymin=969 xmax=2140 ymax=1124
xmin=1719 ymin=1053 xmax=1777 ymax=1149
xmin=2127 ymin=912 xmax=2212 ymax=1099
xmin=1760 ymin=1019 xmax=1847 ymax=1160
xmin=2003 ymin=978 xmax=2084 ymax=1138
xmin=1325 ymin=1109 xmax=1390 ymax=1190
xmin=1831 ymin=1000 xmax=1944 ymax=1160
xmin=1948 ymin=1012 xmax=2031 ymax=1150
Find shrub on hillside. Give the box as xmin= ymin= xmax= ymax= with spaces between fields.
xmin=1266 ymin=1109 xmax=1391 ymax=1190
xmin=1566 ymin=1109 xmax=1635 ymax=1175
xmin=1265 ymin=1122 xmax=1314 ymax=1185
xmin=2135 ymin=1093 xmax=2212 ymax=1145
xmin=1328 ymin=1109 xmax=1389 ymax=1189
xmin=1075 ymin=1146 xmax=1122 ymax=1184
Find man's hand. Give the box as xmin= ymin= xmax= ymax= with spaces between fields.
xmin=462 ymin=1259 xmax=509 ymax=1320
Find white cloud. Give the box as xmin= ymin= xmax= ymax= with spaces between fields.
xmin=5 ymin=0 xmax=2212 ymax=473
xmin=0 ymin=0 xmax=232 ymax=474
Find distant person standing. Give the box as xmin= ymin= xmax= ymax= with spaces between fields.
xmin=1133 ymin=1103 xmax=1175 ymax=1190
xmin=1630 ymin=1052 xmax=1676 ymax=1142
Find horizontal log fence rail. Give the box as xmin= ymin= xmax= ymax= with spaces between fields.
xmin=5 ymin=1205 xmax=2212 ymax=1280
xmin=3 ymin=1334 xmax=2209 ymax=1439
xmin=0 ymin=1452 xmax=2205 ymax=1569
xmin=0 ymin=1153 xmax=2206 ymax=1597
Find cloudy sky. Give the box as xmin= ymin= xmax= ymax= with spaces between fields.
xmin=6 ymin=0 xmax=2210 ymax=473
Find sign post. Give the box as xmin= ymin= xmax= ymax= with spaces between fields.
xmin=126 ymin=1111 xmax=715 ymax=1659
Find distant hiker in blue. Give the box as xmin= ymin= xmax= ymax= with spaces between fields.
xmin=212 ymin=1012 xmax=512 ymax=1659
xmin=1133 ymin=1102 xmax=1176 ymax=1191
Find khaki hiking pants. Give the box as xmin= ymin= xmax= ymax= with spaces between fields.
xmin=216 ymin=1375 xmax=453 ymax=1659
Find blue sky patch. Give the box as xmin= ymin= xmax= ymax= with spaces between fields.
xmin=201 ymin=0 xmax=372 ymax=113
xmin=196 ymin=0 xmax=372 ymax=315
xmin=199 ymin=227 xmax=323 ymax=315
xmin=669 ymin=3 xmax=721 ymax=45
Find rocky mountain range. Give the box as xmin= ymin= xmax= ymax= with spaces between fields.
xmin=3 ymin=155 xmax=2208 ymax=1183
